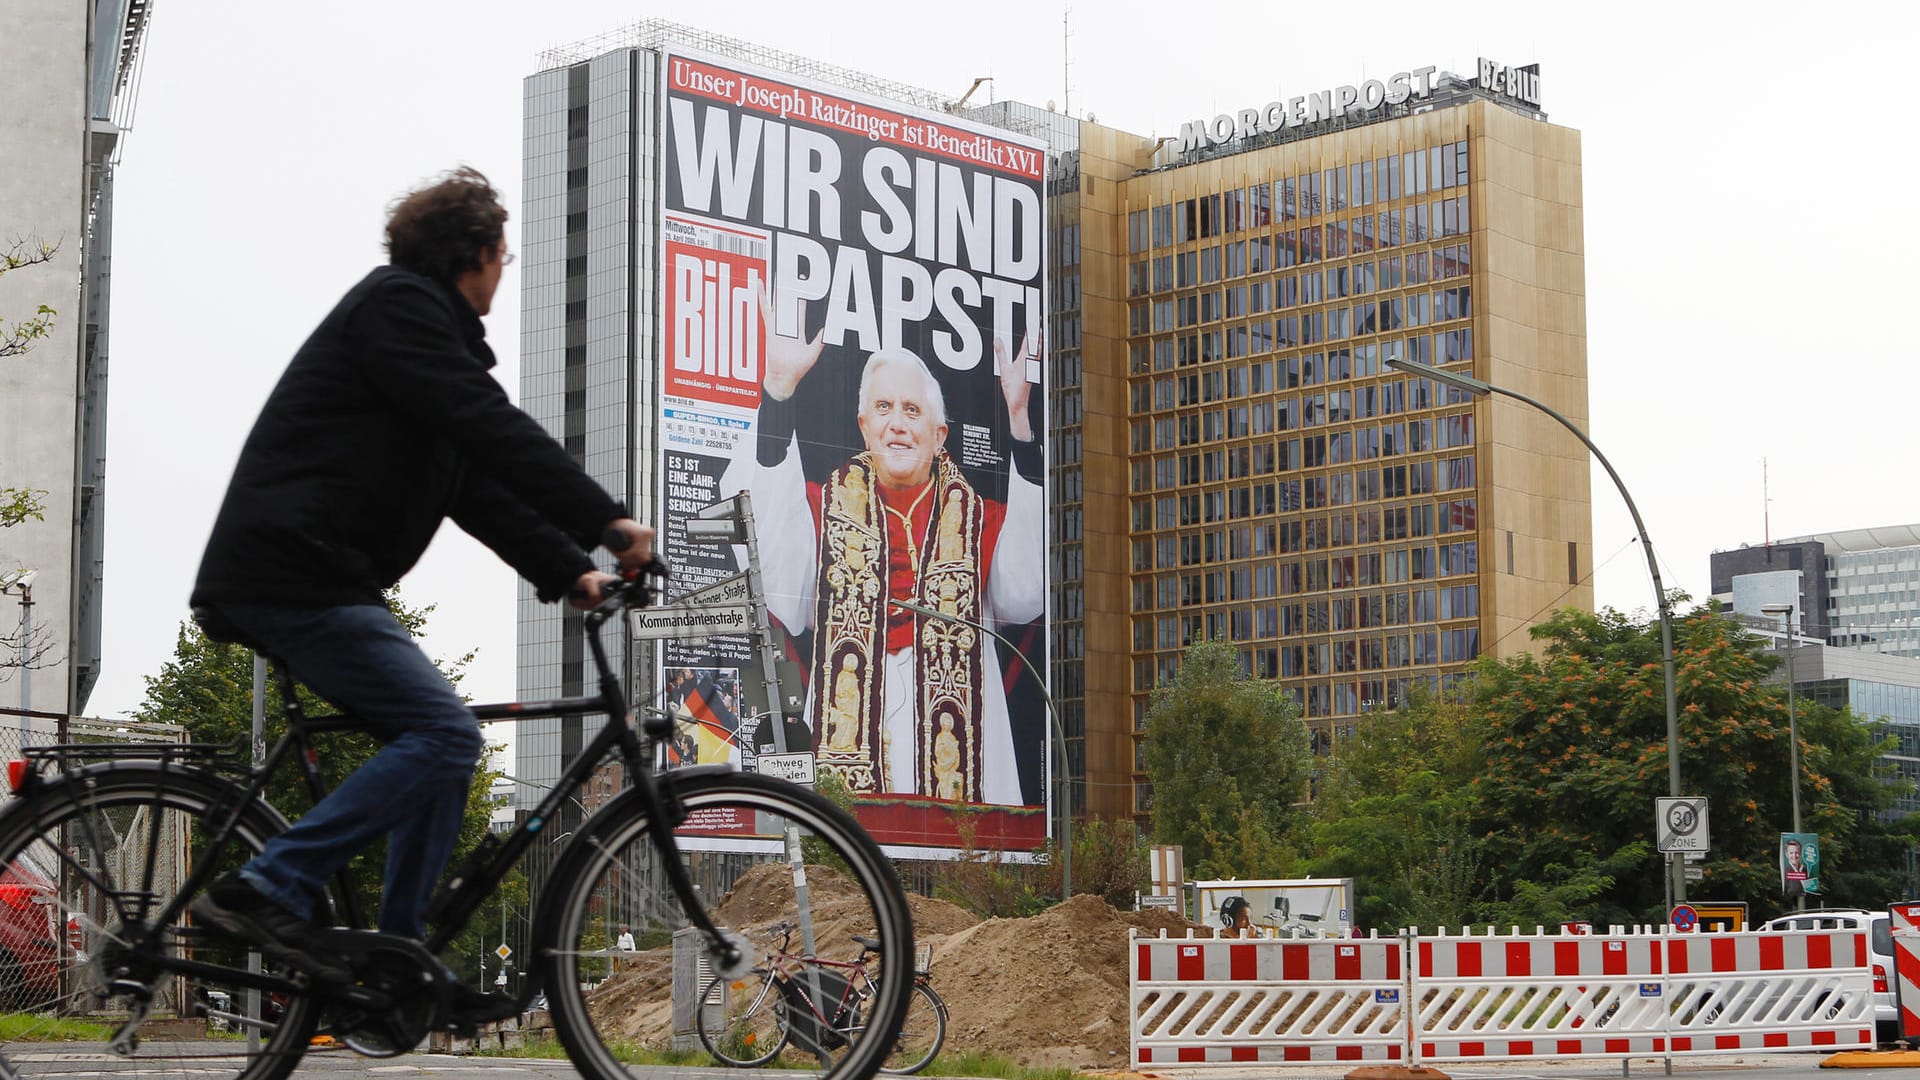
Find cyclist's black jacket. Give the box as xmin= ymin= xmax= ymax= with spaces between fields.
xmin=193 ymin=266 xmax=625 ymax=609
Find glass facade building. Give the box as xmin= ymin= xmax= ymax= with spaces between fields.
xmin=1782 ymin=646 xmax=1920 ymax=821
xmin=514 ymin=48 xmax=656 ymax=816
xmin=1098 ymin=90 xmax=1591 ymax=819
xmin=519 ymin=25 xmax=1594 ymax=828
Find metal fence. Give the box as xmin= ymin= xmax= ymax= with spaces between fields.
xmin=1131 ymin=926 xmax=1875 ymax=1068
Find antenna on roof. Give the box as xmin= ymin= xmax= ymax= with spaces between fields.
xmin=1764 ymin=457 xmax=1771 ymax=557
xmin=1063 ymin=3 xmax=1073 ymax=118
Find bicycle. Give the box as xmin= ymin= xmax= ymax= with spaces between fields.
xmin=698 ymin=919 xmax=947 ymax=1074
xmin=0 ymin=570 xmax=915 ymax=1080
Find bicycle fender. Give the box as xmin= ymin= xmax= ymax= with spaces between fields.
xmin=659 ymin=764 xmax=741 ymax=786
xmin=0 ymin=759 xmax=293 ymax=838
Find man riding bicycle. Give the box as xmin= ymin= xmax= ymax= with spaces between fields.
xmin=187 ymin=167 xmax=652 ymax=1018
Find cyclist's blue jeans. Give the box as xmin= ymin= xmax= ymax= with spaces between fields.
xmin=208 ymin=601 xmax=485 ymax=940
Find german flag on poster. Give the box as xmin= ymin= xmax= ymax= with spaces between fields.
xmin=663 ymin=666 xmax=741 ymax=768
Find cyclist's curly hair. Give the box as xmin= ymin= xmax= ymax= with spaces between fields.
xmin=384 ymin=166 xmax=508 ymax=285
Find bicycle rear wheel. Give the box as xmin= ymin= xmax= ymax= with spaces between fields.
xmin=540 ymin=770 xmax=913 ymax=1080
xmin=696 ymin=969 xmax=788 ymax=1066
xmin=0 ymin=764 xmax=321 ymax=1080
xmin=880 ymin=982 xmax=946 ymax=1075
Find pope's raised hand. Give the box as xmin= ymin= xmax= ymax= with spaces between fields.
xmin=752 ymin=277 xmax=825 ymax=402
xmin=995 ymin=330 xmax=1039 ymax=443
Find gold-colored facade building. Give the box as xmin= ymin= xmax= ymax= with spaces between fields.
xmin=1031 ymin=71 xmax=1593 ymax=822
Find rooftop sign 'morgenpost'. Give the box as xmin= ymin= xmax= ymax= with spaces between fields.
xmin=1176 ymin=58 xmax=1541 ymax=158
xmin=1177 ymin=66 xmax=1439 ymax=156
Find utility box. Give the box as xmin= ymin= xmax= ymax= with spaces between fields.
xmin=670 ymin=927 xmax=718 ymax=1051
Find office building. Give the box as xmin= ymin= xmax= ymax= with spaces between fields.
xmin=517 ymin=23 xmax=1592 ymax=830
xmin=0 ymin=0 xmax=152 ymax=724
xmin=1742 ymin=632 xmax=1920 ymax=822
xmin=1712 ymin=524 xmax=1920 ymax=658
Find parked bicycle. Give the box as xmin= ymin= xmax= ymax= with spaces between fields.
xmin=0 ymin=572 xmax=915 ymax=1080
xmin=698 ymin=919 xmax=947 ymax=1074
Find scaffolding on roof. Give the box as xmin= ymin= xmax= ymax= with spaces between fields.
xmin=535 ymin=19 xmax=957 ymax=114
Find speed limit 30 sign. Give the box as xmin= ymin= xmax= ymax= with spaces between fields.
xmin=1656 ymin=797 xmax=1710 ymax=854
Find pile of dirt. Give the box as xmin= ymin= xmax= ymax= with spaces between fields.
xmin=585 ymin=862 xmax=981 ymax=1046
xmin=583 ymin=867 xmax=1188 ymax=1068
xmin=928 ymin=893 xmax=1189 ymax=1069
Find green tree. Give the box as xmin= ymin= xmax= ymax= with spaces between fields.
xmin=1034 ymin=816 xmax=1151 ymax=908
xmin=1463 ymin=603 xmax=1918 ymax=926
xmin=133 ymin=589 xmax=504 ymax=975
xmin=1304 ymin=685 xmax=1487 ymax=931
xmin=1143 ymin=639 xmax=1312 ymax=879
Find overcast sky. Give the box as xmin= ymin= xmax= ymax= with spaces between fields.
xmin=90 ymin=1 xmax=1920 ymax=736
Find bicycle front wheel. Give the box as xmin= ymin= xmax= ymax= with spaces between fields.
xmin=696 ymin=969 xmax=789 ymax=1066
xmin=540 ymin=770 xmax=914 ymax=1080
xmin=0 ymin=764 xmax=321 ymax=1080
xmin=880 ymin=982 xmax=946 ymax=1075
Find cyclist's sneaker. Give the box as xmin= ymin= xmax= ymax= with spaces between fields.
xmin=446 ymin=986 xmax=521 ymax=1031
xmin=190 ymin=873 xmax=351 ymax=984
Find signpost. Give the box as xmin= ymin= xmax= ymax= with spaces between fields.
xmin=756 ymin=751 xmax=816 ymax=787
xmin=1670 ymin=904 xmax=1699 ymax=933
xmin=1657 ymin=797 xmax=1710 ymax=918
xmin=676 ymin=571 xmax=752 ymax=608
xmin=1656 ymin=797 xmax=1710 ymax=854
xmin=1693 ymin=902 xmax=1748 ymax=932
xmin=628 ymin=603 xmax=754 ymax=640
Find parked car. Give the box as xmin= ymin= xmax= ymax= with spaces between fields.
xmin=0 ymin=851 xmax=62 ymax=1011
xmin=1756 ymin=909 xmax=1897 ymax=1045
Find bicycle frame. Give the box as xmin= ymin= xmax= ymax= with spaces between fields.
xmin=33 ymin=586 xmax=741 ymax=1005
xmin=380 ymin=597 xmax=747 ymax=975
xmin=758 ymin=932 xmax=882 ymax=1036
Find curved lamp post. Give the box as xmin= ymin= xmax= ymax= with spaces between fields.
xmin=1383 ymin=356 xmax=1686 ymax=903
xmin=888 ymin=598 xmax=1071 ymax=900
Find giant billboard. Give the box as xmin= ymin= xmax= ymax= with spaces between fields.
xmin=655 ymin=49 xmax=1049 ymax=854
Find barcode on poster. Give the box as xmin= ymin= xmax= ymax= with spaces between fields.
xmin=703 ymin=233 xmax=767 ymax=260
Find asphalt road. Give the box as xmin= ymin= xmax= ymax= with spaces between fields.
xmin=16 ymin=1046 xmax=1915 ymax=1079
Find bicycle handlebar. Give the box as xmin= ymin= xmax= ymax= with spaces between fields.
xmin=571 ymin=556 xmax=670 ymax=619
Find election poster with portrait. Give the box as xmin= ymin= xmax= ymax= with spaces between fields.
xmin=654 ymin=48 xmax=1050 ymax=855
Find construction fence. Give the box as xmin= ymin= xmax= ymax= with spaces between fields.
xmin=1131 ymin=924 xmax=1875 ymax=1067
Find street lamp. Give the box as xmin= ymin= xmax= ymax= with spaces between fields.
xmin=888 ymin=598 xmax=1072 ymax=901
xmin=1383 ymin=356 xmax=1688 ymax=902
xmin=1 ymin=568 xmax=38 ymax=742
xmin=1758 ymin=602 xmax=1804 ymax=912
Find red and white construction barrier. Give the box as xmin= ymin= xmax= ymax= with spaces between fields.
xmin=1132 ymin=937 xmax=1405 ymax=1064
xmin=1130 ymin=926 xmax=1873 ymax=1068
xmin=1891 ymin=901 xmax=1920 ymax=1040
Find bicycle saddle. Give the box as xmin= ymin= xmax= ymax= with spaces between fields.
xmin=851 ymin=934 xmax=884 ymax=952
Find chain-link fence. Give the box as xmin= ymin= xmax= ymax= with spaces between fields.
xmin=0 ymin=710 xmax=193 ymax=1014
